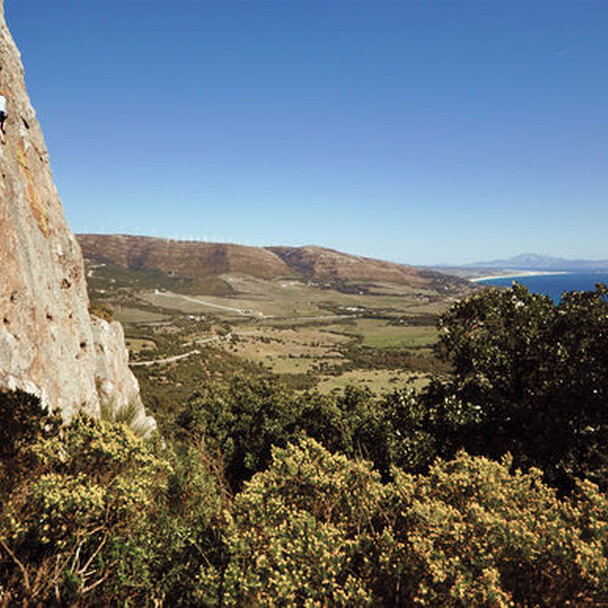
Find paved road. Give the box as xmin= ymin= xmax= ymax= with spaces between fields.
xmin=129 ymin=349 xmax=201 ymax=367
xmin=129 ymin=334 xmax=227 ymax=367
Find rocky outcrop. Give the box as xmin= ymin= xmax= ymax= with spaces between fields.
xmin=0 ymin=1 xmax=154 ymax=435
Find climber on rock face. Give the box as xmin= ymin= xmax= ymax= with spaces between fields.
xmin=0 ymin=92 xmax=6 ymax=144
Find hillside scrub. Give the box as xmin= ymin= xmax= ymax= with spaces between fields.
xmin=2 ymin=390 xmax=608 ymax=606
xmin=175 ymin=376 xmax=436 ymax=491
xmin=225 ymin=437 xmax=608 ymax=607
xmin=4 ymin=400 xmax=606 ymax=606
xmin=0 ymin=391 xmax=225 ymax=606
xmin=3 ymin=284 xmax=608 ymax=605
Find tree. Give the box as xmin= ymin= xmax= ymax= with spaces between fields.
xmin=421 ymin=283 xmax=608 ymax=491
xmin=175 ymin=376 xmax=374 ymax=491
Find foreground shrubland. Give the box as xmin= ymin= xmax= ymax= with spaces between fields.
xmin=2 ymin=408 xmax=608 ymax=607
xmin=226 ymin=438 xmax=608 ymax=607
xmin=2 ymin=283 xmax=608 ymax=606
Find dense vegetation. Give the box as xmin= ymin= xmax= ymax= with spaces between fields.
xmin=424 ymin=283 xmax=608 ymax=492
xmin=2 ymin=283 xmax=608 ymax=606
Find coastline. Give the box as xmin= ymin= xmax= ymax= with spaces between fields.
xmin=470 ymin=270 xmax=570 ymax=283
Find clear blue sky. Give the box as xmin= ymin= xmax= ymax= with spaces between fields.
xmin=6 ymin=1 xmax=608 ymax=265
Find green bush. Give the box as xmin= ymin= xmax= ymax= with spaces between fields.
xmin=88 ymin=303 xmax=114 ymax=322
xmin=0 ymin=397 xmax=224 ymax=606
xmin=0 ymin=415 xmax=170 ymax=604
xmin=223 ymin=437 xmax=608 ymax=607
xmin=416 ymin=283 xmax=608 ymax=492
xmin=223 ymin=437 xmax=384 ymax=606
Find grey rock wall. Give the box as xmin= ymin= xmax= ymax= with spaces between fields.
xmin=0 ymin=0 xmax=155 ymax=436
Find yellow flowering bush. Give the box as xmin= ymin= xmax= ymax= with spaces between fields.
xmin=222 ymin=438 xmax=608 ymax=607
xmin=223 ymin=437 xmax=386 ymax=606
xmin=0 ymin=415 xmax=170 ymax=605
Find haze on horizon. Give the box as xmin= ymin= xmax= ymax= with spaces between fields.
xmin=6 ymin=1 xmax=608 ymax=266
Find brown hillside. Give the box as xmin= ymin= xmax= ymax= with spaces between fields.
xmin=269 ymin=245 xmax=427 ymax=285
xmin=77 ymin=234 xmax=472 ymax=294
xmin=268 ymin=246 xmax=473 ymax=293
xmin=78 ymin=234 xmax=294 ymax=280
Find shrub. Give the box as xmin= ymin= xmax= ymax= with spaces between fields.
xmin=0 ymin=415 xmax=169 ymax=605
xmin=223 ymin=437 xmax=385 ymax=606
xmin=222 ymin=437 xmax=608 ymax=607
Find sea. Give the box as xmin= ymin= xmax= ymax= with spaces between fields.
xmin=477 ymin=272 xmax=608 ymax=304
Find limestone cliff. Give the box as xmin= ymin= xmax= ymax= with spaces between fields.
xmin=0 ymin=2 xmax=155 ymax=434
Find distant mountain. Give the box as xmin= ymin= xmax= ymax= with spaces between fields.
xmin=467 ymin=253 xmax=608 ymax=271
xmin=77 ymin=234 xmax=473 ymax=296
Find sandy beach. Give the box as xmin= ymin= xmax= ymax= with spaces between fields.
xmin=470 ymin=270 xmax=570 ymax=282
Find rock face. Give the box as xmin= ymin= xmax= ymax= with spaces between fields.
xmin=0 ymin=2 xmax=154 ymax=434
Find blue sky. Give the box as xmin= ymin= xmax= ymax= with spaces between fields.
xmin=6 ymin=1 xmax=608 ymax=265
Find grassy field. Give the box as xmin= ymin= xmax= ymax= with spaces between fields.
xmin=223 ymin=326 xmax=349 ymax=376
xmin=112 ymin=306 xmax=170 ymax=324
xmin=319 ymin=319 xmax=439 ymax=348
xmin=362 ymin=324 xmax=438 ymax=348
xmin=124 ymin=337 xmax=157 ymax=354
xmin=316 ymin=369 xmax=431 ymax=394
xmin=88 ymin=267 xmax=457 ymax=400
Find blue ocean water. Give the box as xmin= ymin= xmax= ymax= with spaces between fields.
xmin=477 ymin=272 xmax=608 ymax=303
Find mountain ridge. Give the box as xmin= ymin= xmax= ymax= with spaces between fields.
xmin=466 ymin=253 xmax=608 ymax=270
xmin=77 ymin=233 xmax=473 ymax=295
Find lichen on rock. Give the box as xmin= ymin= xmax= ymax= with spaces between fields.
xmin=0 ymin=0 xmax=155 ymax=436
